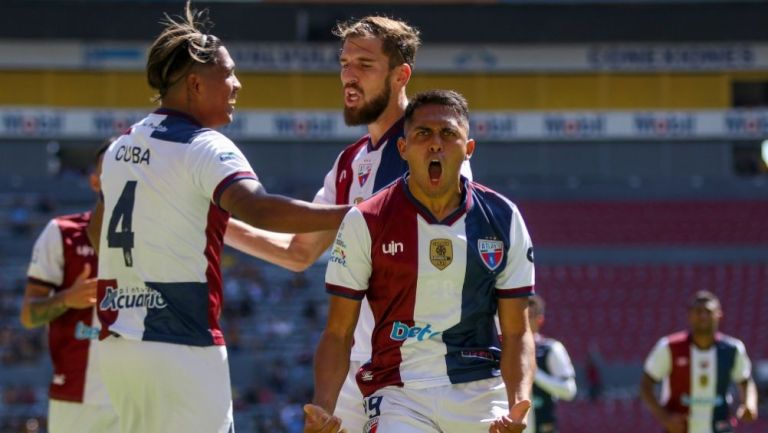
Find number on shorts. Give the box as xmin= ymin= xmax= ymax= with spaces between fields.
xmin=107 ymin=181 xmax=137 ymax=267
xmin=365 ymin=395 xmax=383 ymax=419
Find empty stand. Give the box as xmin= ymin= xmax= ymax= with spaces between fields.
xmin=520 ymin=201 xmax=768 ymax=246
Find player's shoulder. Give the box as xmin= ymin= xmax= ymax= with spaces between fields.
xmin=142 ymin=109 xmax=217 ymax=145
xmin=334 ymin=135 xmax=370 ymax=164
xmin=469 ymin=181 xmax=520 ymax=215
xmin=53 ymin=211 xmax=91 ymax=229
xmin=653 ymin=330 xmax=689 ymax=350
xmin=356 ymin=177 xmax=403 ymax=215
xmin=716 ymin=333 xmax=746 ymax=350
xmin=537 ymin=335 xmax=561 ymax=349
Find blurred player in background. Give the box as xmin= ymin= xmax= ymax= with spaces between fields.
xmin=640 ymin=290 xmax=758 ymax=433
xmin=86 ymin=2 xmax=349 ymax=432
xmin=305 ymin=90 xmax=534 ymax=433
xmin=21 ymin=143 xmax=118 ymax=433
xmin=527 ymin=295 xmax=576 ymax=433
xmin=224 ymin=16 xmax=472 ymax=432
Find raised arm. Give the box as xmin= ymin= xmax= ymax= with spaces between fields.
xmin=224 ymin=219 xmax=336 ymax=272
xmin=218 ymin=179 xmax=349 ymax=234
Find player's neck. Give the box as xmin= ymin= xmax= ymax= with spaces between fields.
xmin=407 ymin=182 xmax=463 ymax=221
xmin=160 ymin=99 xmax=201 ymax=126
xmin=368 ymin=92 xmax=408 ymax=144
xmin=691 ymin=332 xmax=716 ymax=349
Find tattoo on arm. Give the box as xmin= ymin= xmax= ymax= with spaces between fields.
xmin=28 ymin=296 xmax=67 ymax=327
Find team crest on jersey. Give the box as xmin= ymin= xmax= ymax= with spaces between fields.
xmin=364 ymin=417 xmax=379 ymax=433
xmin=358 ymin=162 xmax=373 ymax=186
xmin=478 ymin=239 xmax=504 ymax=271
xmin=429 ymin=239 xmax=453 ymax=270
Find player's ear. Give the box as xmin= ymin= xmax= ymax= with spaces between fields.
xmin=397 ymin=136 xmax=408 ymax=160
xmin=465 ymin=138 xmax=475 ymax=161
xmin=394 ymin=63 xmax=411 ymax=88
xmin=185 ymin=71 xmax=202 ymax=96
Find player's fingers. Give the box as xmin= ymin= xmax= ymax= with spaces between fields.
xmin=76 ymin=263 xmax=92 ymax=281
xmin=317 ymin=416 xmax=341 ymax=433
xmin=508 ymin=399 xmax=531 ymax=423
xmin=304 ymin=403 xmax=327 ymax=420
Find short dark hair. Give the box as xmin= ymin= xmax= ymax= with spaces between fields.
xmin=146 ymin=0 xmax=223 ymax=102
xmin=688 ymin=290 xmax=721 ymax=311
xmin=94 ymin=136 xmax=117 ymax=162
xmin=528 ymin=295 xmax=545 ymax=316
xmin=404 ymin=89 xmax=470 ymax=130
xmin=333 ymin=16 xmax=421 ymax=68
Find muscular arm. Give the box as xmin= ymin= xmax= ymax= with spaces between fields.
xmin=312 ymin=295 xmax=361 ymax=414
xmin=20 ymin=282 xmax=66 ymax=329
xmin=219 ymin=179 xmax=349 ymax=234
xmin=498 ymin=297 xmax=536 ymax=405
xmin=224 ymin=219 xmax=336 ymax=272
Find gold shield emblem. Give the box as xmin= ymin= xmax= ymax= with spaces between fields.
xmin=430 ymin=239 xmax=453 ymax=270
xmin=699 ymin=374 xmax=709 ymax=387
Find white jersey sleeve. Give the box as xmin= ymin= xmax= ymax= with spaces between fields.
xmin=325 ymin=208 xmax=371 ymax=299
xmin=313 ymin=153 xmax=341 ymax=205
xmin=547 ymin=341 xmax=576 ymax=379
xmin=496 ymin=205 xmax=535 ymax=290
xmin=535 ymin=340 xmax=577 ymax=400
xmin=731 ymin=339 xmax=752 ymax=383
xmin=644 ymin=337 xmax=672 ymax=381
xmin=186 ymin=131 xmax=257 ymax=202
xmin=27 ymin=219 xmax=64 ymax=286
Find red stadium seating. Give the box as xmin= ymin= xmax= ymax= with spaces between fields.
xmin=536 ymin=263 xmax=768 ymax=363
xmin=519 ymin=201 xmax=768 ymax=246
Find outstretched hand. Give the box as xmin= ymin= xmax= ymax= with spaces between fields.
xmin=489 ymin=399 xmax=531 ymax=433
xmin=303 ymin=404 xmax=346 ymax=433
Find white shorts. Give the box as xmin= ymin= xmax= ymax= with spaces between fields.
xmin=48 ymin=399 xmax=118 ymax=433
xmin=363 ymin=377 xmax=507 ymax=433
xmin=97 ymin=336 xmax=234 ymax=433
xmin=334 ymin=360 xmax=368 ymax=433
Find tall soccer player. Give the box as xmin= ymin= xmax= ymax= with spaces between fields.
xmin=224 ymin=17 xmax=471 ymax=432
xmin=21 ymin=143 xmax=118 ymax=433
xmin=86 ymin=2 xmax=349 ymax=432
xmin=640 ymin=290 xmax=758 ymax=433
xmin=527 ymin=295 xmax=576 ymax=433
xmin=305 ymin=90 xmax=535 ymax=433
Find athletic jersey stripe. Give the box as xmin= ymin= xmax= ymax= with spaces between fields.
xmin=27 ymin=276 xmax=58 ymax=289
xmin=442 ymin=184 xmax=512 ymax=384
xmin=713 ymin=337 xmax=737 ymax=432
xmin=326 ymin=284 xmax=366 ymax=300
xmin=667 ymin=332 xmax=692 ymax=419
xmin=213 ymin=171 xmax=258 ymax=208
xmin=496 ymin=286 xmax=535 ymax=298
xmin=204 ymin=202 xmax=228 ymax=346
xmin=358 ymin=183 xmax=418 ymax=396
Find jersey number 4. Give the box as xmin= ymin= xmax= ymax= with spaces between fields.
xmin=107 ymin=181 xmax=136 ymax=267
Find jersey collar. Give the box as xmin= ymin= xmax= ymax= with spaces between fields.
xmin=399 ymin=174 xmax=473 ymax=226
xmin=367 ymin=117 xmax=405 ymax=152
xmin=153 ymin=108 xmax=203 ymax=127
